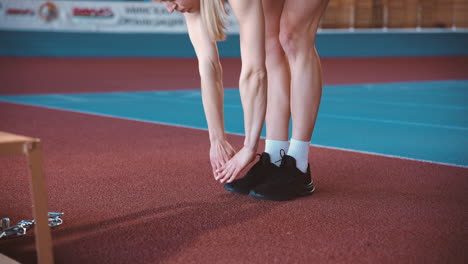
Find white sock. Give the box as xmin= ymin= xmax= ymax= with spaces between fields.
xmin=265 ymin=139 xmax=290 ymax=167
xmin=287 ymin=138 xmax=310 ymax=173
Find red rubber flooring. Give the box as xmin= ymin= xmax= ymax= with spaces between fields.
xmin=0 ymin=57 xmax=467 ymax=263
xmin=0 ymin=56 xmax=467 ymax=94
xmin=0 ymin=103 xmax=467 ymax=263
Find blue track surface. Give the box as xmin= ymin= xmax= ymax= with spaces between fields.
xmin=1 ymin=80 xmax=467 ymax=167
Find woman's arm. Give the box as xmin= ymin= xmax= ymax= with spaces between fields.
xmin=216 ymin=0 xmax=267 ymax=183
xmin=184 ymin=12 xmax=235 ymax=177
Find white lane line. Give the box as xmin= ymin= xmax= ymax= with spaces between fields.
xmin=310 ymin=144 xmax=468 ymax=169
xmin=104 ymin=95 xmax=468 ymax=131
xmin=323 ymin=97 xmax=467 ymax=110
xmin=48 ymin=94 xmax=90 ymax=102
xmin=1 ymin=100 xmax=467 ymax=169
xmin=4 ymin=96 xmax=465 ymax=131
xmin=320 ymin=113 xmax=468 ymax=131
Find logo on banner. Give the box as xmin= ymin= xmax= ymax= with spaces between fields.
xmin=39 ymin=2 xmax=58 ymax=22
xmin=119 ymin=17 xmax=185 ymax=27
xmin=73 ymin=7 xmax=114 ymax=18
xmin=125 ymin=6 xmax=151 ymax=15
xmin=125 ymin=5 xmax=167 ymax=15
xmin=119 ymin=4 xmax=185 ymax=29
xmin=6 ymin=8 xmax=35 ymax=16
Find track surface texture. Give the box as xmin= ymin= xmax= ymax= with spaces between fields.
xmin=0 ymin=56 xmax=467 ymax=263
xmin=1 ymin=103 xmax=467 ymax=263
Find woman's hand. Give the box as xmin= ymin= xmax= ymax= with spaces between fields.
xmin=215 ymin=146 xmax=256 ymax=184
xmin=210 ymin=139 xmax=236 ymax=179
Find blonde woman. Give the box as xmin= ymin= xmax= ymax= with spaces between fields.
xmin=158 ymin=0 xmax=328 ymax=201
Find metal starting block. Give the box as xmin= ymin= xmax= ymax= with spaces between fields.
xmin=0 ymin=212 xmax=64 ymax=239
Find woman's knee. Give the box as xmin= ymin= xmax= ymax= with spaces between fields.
xmin=278 ymin=0 xmax=326 ymax=57
xmin=265 ymin=36 xmax=285 ymax=66
xmin=279 ymin=23 xmax=317 ymax=58
xmin=278 ymin=27 xmax=297 ymax=57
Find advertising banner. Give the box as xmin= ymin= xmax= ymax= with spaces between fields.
xmin=0 ymin=0 xmax=239 ymax=33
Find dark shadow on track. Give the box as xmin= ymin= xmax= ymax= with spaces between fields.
xmin=2 ymin=193 xmax=280 ymax=264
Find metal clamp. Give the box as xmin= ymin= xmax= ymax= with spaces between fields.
xmin=0 ymin=212 xmax=64 ymax=239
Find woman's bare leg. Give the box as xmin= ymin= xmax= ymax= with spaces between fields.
xmin=262 ymin=0 xmax=289 ymax=141
xmin=280 ymin=0 xmax=329 ymax=171
xmin=261 ymin=0 xmax=291 ymax=165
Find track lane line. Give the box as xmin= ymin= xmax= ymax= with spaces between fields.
xmin=1 ymin=101 xmax=466 ymax=169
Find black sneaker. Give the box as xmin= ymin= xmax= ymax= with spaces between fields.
xmin=249 ymin=155 xmax=315 ymax=201
xmin=224 ymin=152 xmax=277 ymax=195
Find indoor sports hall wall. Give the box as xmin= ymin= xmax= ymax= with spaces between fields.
xmin=0 ymin=0 xmax=467 ymax=57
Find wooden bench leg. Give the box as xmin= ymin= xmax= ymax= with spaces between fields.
xmin=0 ymin=253 xmax=21 ymax=264
xmin=26 ymin=141 xmax=54 ymax=264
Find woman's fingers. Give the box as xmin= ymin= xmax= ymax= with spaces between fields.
xmin=216 ymin=168 xmax=228 ymax=181
xmin=215 ymin=147 xmax=242 ymax=183
xmin=226 ymin=167 xmax=241 ymax=183
xmin=219 ymin=162 xmax=236 ymax=183
xmin=215 ymin=162 xmax=228 ymax=180
xmin=213 ymin=158 xmax=227 ymax=179
xmin=219 ymin=166 xmax=233 ymax=183
xmin=216 ymin=163 xmax=229 ymax=182
xmin=212 ymin=147 xmax=256 ymax=183
xmin=211 ymin=160 xmax=220 ymax=178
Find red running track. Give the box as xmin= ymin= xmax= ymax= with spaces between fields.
xmin=0 ymin=103 xmax=466 ymax=263
xmin=0 ymin=56 xmax=467 ymax=263
xmin=0 ymin=56 xmax=467 ymax=94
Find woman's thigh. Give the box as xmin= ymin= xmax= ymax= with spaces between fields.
xmin=262 ymin=0 xmax=286 ymax=38
xmin=280 ymin=0 xmax=329 ymax=43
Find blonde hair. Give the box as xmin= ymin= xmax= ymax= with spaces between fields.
xmin=155 ymin=0 xmax=227 ymax=41
xmin=200 ymin=0 xmax=227 ymax=41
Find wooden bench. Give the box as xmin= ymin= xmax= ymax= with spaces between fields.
xmin=0 ymin=131 xmax=54 ymax=264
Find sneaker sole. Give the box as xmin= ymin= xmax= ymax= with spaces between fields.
xmin=299 ymin=182 xmax=315 ymax=196
xmin=249 ymin=182 xmax=315 ymax=201
xmin=223 ymin=184 xmax=250 ymax=195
